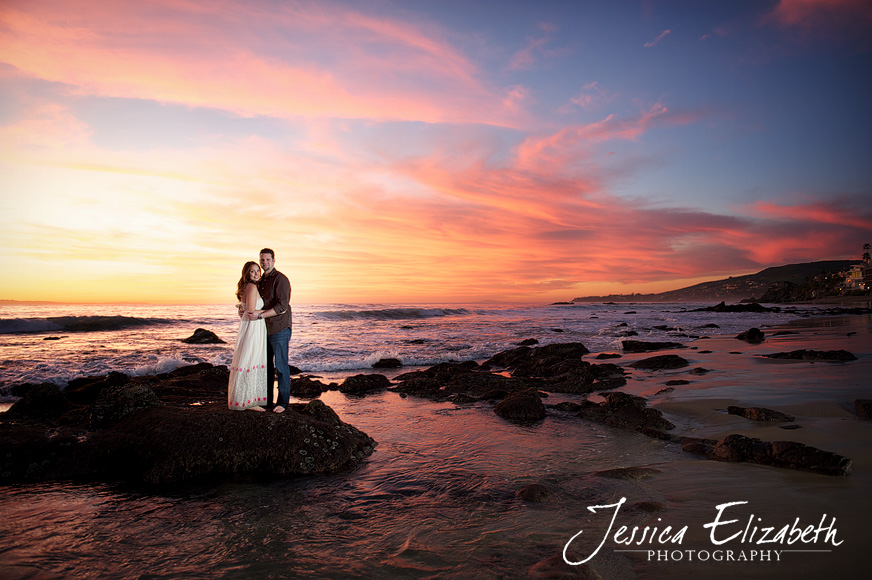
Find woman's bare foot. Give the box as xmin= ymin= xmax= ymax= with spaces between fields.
xmin=248 ymin=406 xmax=266 ymax=412
xmin=273 ymin=405 xmax=286 ymax=413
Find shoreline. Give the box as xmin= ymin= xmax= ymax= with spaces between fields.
xmin=623 ymin=315 xmax=871 ymax=578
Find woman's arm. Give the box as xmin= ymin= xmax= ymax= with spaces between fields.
xmin=244 ymin=283 xmax=260 ymax=316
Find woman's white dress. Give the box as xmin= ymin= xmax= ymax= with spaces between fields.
xmin=228 ymin=294 xmax=268 ymax=410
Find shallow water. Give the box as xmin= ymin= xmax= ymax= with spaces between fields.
xmin=0 ymin=391 xmax=688 ymax=579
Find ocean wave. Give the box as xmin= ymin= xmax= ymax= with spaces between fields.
xmin=313 ymin=308 xmax=470 ymax=321
xmin=0 ymin=315 xmax=172 ymax=334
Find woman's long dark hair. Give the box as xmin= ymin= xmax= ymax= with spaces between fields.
xmin=236 ymin=261 xmax=261 ymax=301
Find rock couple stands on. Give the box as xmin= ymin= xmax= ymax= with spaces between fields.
xmin=0 ymin=364 xmax=376 ymax=486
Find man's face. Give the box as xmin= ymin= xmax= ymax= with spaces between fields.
xmin=260 ymin=253 xmax=274 ymax=274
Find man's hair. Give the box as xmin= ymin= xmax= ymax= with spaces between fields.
xmin=259 ymin=248 xmax=275 ymax=258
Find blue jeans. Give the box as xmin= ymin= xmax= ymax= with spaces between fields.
xmin=266 ymin=327 xmax=291 ymax=407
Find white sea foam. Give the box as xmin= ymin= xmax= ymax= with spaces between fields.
xmin=132 ymin=355 xmax=195 ymax=377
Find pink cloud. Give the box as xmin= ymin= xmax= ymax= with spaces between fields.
xmin=768 ymin=0 xmax=872 ymax=27
xmin=0 ymin=0 xmax=519 ymax=125
xmin=763 ymin=0 xmax=872 ymax=46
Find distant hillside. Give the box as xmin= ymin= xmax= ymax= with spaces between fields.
xmin=572 ymin=260 xmax=859 ymax=303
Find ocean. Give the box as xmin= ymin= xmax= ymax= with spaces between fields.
xmin=0 ymin=301 xmax=806 ymax=389
xmin=0 ymin=302 xmax=861 ymax=579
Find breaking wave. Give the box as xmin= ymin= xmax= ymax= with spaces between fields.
xmin=314 ymin=308 xmax=470 ymax=321
xmin=0 ymin=315 xmax=173 ymax=334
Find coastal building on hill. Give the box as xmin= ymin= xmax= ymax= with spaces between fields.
xmin=845 ymin=264 xmax=866 ymax=291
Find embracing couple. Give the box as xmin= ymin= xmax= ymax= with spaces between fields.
xmin=227 ymin=248 xmax=293 ymax=413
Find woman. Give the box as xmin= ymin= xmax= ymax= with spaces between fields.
xmin=228 ymin=261 xmax=268 ymax=411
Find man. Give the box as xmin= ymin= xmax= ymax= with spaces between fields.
xmin=247 ymin=248 xmax=292 ymax=413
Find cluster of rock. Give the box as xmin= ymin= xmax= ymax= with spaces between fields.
xmin=0 ymin=364 xmax=376 ymax=486
xmin=382 ymin=339 xmax=856 ymax=478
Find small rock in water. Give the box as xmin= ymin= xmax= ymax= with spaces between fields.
xmin=594 ymin=466 xmax=662 ymax=481
xmin=181 ymin=328 xmax=226 ymax=344
xmin=339 ymin=374 xmax=391 ymax=396
xmin=727 ymin=405 xmax=795 ymax=422
xmin=622 ymin=340 xmax=684 ymax=353
xmin=764 ymin=349 xmax=856 ymax=362
xmin=372 ymin=358 xmax=402 ymax=369
xmin=736 ymin=328 xmax=765 ymax=343
xmin=494 ymin=389 xmax=546 ymax=423
xmin=516 ymin=483 xmax=553 ymax=503
xmin=854 ymin=399 xmax=872 ymax=419
xmin=629 ymin=355 xmax=689 ymax=370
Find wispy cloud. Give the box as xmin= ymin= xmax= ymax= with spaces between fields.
xmin=508 ymin=22 xmax=569 ymax=70
xmin=644 ymin=29 xmax=671 ymax=47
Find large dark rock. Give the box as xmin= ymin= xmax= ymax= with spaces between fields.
xmin=628 ymin=355 xmax=689 ymax=370
xmin=709 ymin=434 xmax=851 ymax=476
xmin=622 ymin=340 xmax=684 ymax=353
xmin=736 ymin=328 xmax=765 ymax=343
xmin=339 ymin=374 xmax=391 ymax=396
xmin=494 ymin=389 xmax=546 ymax=423
xmin=181 ymin=328 xmax=226 ymax=344
xmin=0 ymin=364 xmax=377 ymax=486
xmin=727 ymin=406 xmax=795 ymax=422
xmin=763 ymin=349 xmax=857 ymax=362
xmin=578 ymin=392 xmax=675 ymax=432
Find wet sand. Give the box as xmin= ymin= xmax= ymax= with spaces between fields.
xmin=595 ymin=315 xmax=872 ymax=579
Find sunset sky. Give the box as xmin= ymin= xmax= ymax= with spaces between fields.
xmin=1 ymin=0 xmax=871 ymax=304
